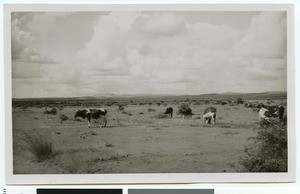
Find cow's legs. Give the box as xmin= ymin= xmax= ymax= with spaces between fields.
xmin=87 ymin=119 xmax=91 ymax=128
xmin=87 ymin=114 xmax=91 ymax=128
xmin=99 ymin=116 xmax=107 ymax=127
xmin=213 ymin=114 xmax=216 ymax=124
xmin=103 ymin=116 xmax=107 ymax=127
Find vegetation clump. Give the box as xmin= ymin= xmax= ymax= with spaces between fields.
xmin=177 ymin=102 xmax=190 ymax=115
xmin=240 ymin=119 xmax=287 ymax=172
xmin=44 ymin=107 xmax=57 ymax=115
xmin=147 ymin=108 xmax=156 ymax=112
xmin=23 ymin=130 xmax=55 ymax=162
xmin=237 ymin=97 xmax=244 ymax=105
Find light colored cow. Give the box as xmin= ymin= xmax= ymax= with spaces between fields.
xmin=258 ymin=107 xmax=270 ymax=121
xmin=203 ymin=107 xmax=217 ymax=124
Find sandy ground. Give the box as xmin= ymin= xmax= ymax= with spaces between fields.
xmin=13 ymin=103 xmax=262 ymax=174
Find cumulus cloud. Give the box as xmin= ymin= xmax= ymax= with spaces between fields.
xmin=11 ymin=11 xmax=287 ymax=98
xmin=11 ymin=12 xmax=99 ymax=63
xmin=233 ymin=12 xmax=286 ymax=58
xmin=75 ymin=11 xmax=243 ymax=95
xmin=229 ymin=12 xmax=287 ymax=92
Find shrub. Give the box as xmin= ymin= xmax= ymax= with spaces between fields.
xmin=237 ymin=97 xmax=244 ymax=105
xmin=60 ymin=114 xmax=69 ymax=124
xmin=23 ymin=130 xmax=54 ymax=162
xmin=106 ymin=143 xmax=115 ymax=147
xmin=118 ymin=104 xmax=125 ymax=111
xmin=44 ymin=107 xmax=57 ymax=115
xmin=177 ymin=102 xmax=190 ymax=115
xmin=121 ymin=111 xmax=132 ymax=116
xmin=240 ymin=119 xmax=287 ymax=172
xmin=147 ymin=108 xmax=156 ymax=112
xmin=221 ymin=101 xmax=228 ymax=105
xmin=215 ymin=100 xmax=222 ymax=105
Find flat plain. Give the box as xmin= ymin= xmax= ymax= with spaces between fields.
xmin=12 ymin=92 xmax=287 ymax=174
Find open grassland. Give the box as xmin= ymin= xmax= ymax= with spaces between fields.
xmin=12 ymin=94 xmax=287 ymax=174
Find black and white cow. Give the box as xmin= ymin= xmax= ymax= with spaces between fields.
xmin=203 ymin=107 xmax=217 ymax=124
xmin=164 ymin=107 xmax=173 ymax=118
xmin=259 ymin=105 xmax=285 ymax=122
xmin=74 ymin=108 xmax=107 ymax=128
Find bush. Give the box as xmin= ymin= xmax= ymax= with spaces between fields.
xmin=44 ymin=107 xmax=57 ymax=115
xmin=118 ymin=104 xmax=125 ymax=111
xmin=177 ymin=102 xmax=190 ymax=115
xmin=237 ymin=97 xmax=244 ymax=105
xmin=240 ymin=119 xmax=287 ymax=172
xmin=23 ymin=130 xmax=54 ymax=162
xmin=60 ymin=114 xmax=69 ymax=124
xmin=147 ymin=108 xmax=156 ymax=112
xmin=221 ymin=101 xmax=228 ymax=105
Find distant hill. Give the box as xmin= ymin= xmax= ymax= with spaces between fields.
xmin=12 ymin=91 xmax=287 ymax=103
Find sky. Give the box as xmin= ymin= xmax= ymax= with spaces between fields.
xmin=11 ymin=11 xmax=287 ymax=98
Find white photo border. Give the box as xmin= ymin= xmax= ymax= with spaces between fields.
xmin=4 ymin=3 xmax=295 ymax=184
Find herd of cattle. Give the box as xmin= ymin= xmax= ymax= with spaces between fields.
xmin=72 ymin=103 xmax=285 ymax=128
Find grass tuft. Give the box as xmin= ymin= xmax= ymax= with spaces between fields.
xmin=23 ymin=130 xmax=54 ymax=162
xmin=153 ymin=113 xmax=168 ymax=119
xmin=60 ymin=150 xmax=94 ymax=173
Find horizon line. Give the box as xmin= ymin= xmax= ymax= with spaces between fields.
xmin=12 ymin=91 xmax=287 ymax=100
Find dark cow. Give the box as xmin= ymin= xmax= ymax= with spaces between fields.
xmin=264 ymin=105 xmax=285 ymax=122
xmin=74 ymin=108 xmax=107 ymax=128
xmin=203 ymin=107 xmax=217 ymax=124
xmin=164 ymin=107 xmax=173 ymax=118
xmin=277 ymin=105 xmax=285 ymax=122
xmin=182 ymin=107 xmax=192 ymax=119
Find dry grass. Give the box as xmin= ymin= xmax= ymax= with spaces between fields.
xmin=23 ymin=130 xmax=54 ymax=162
xmin=153 ymin=113 xmax=168 ymax=119
xmin=59 ymin=150 xmax=95 ymax=173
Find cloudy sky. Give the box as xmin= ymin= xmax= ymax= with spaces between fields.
xmin=11 ymin=11 xmax=287 ymax=98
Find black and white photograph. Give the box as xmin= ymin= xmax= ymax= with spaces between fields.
xmin=4 ymin=4 xmax=295 ymax=184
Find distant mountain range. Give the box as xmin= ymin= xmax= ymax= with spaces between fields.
xmin=12 ymin=91 xmax=287 ymax=101
xmin=92 ymin=91 xmax=287 ymax=99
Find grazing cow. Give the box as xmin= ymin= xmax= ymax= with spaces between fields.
xmin=164 ymin=107 xmax=173 ymax=118
xmin=258 ymin=107 xmax=271 ymax=121
xmin=203 ymin=107 xmax=217 ymax=124
xmin=182 ymin=108 xmax=192 ymax=119
xmin=74 ymin=108 xmax=107 ymax=128
xmin=264 ymin=105 xmax=285 ymax=122
xmin=277 ymin=105 xmax=285 ymax=122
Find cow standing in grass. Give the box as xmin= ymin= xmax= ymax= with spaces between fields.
xmin=259 ymin=105 xmax=285 ymax=122
xmin=258 ymin=107 xmax=271 ymax=121
xmin=203 ymin=107 xmax=217 ymax=124
xmin=164 ymin=107 xmax=173 ymax=118
xmin=74 ymin=108 xmax=107 ymax=128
